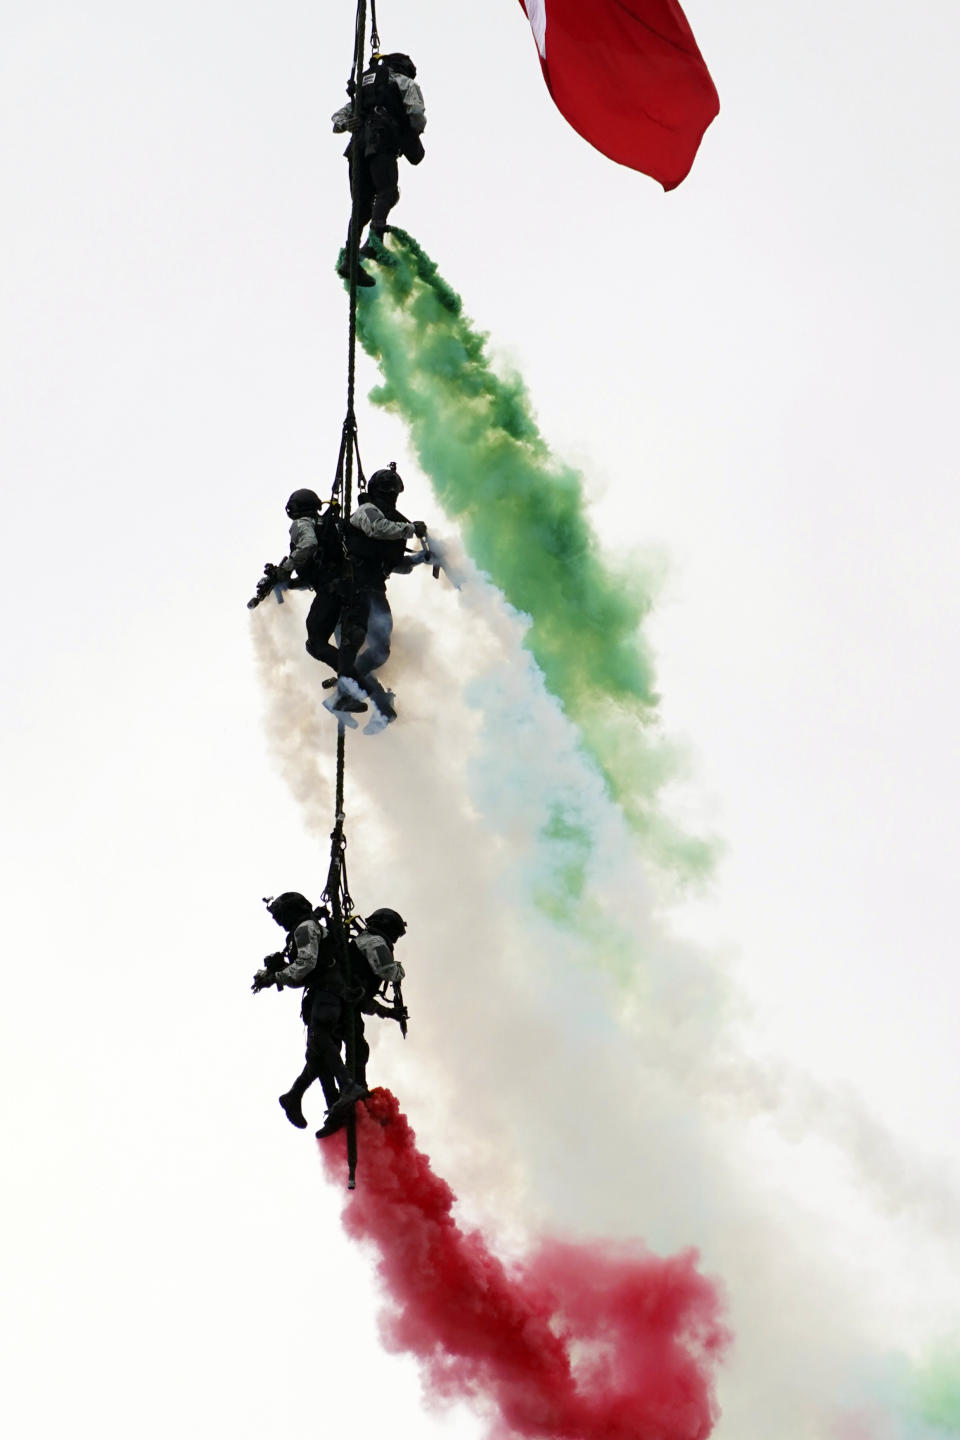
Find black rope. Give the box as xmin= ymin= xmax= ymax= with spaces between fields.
xmin=342 ymin=0 xmax=368 ymax=521
xmin=370 ymin=0 xmax=380 ymax=54
xmin=323 ymin=0 xmax=374 ymax=1188
xmin=322 ymin=748 xmax=359 ymax=1188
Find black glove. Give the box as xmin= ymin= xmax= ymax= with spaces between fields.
xmin=252 ymin=953 xmax=285 ymax=993
xmin=412 ymin=520 xmax=427 ymax=538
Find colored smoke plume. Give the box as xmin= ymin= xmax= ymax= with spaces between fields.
xmin=354 ymin=228 xmax=714 ymax=877
xmin=830 ymin=1349 xmax=960 ymax=1440
xmin=319 ymin=1089 xmax=729 ymax=1440
xmin=911 ymin=1348 xmax=960 ymax=1435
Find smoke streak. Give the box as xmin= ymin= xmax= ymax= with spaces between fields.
xmin=911 ymin=1350 xmax=960 ymax=1435
xmin=251 ymin=574 xmax=960 ymax=1249
xmin=320 ymin=1089 xmax=729 ymax=1440
xmin=251 ymin=587 xmax=960 ymax=1439
xmin=249 ymin=248 xmax=960 ymax=1438
xmin=354 ymin=228 xmax=713 ymax=876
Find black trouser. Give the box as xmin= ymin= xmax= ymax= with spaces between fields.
xmin=341 ymin=588 xmax=392 ymax=680
xmin=287 ymin=991 xmax=352 ymax=1110
xmin=304 ymin=587 xmax=346 ymax=676
xmin=305 ymin=582 xmax=393 ymax=710
xmin=348 ymin=1010 xmax=370 ymax=1090
xmin=347 ymin=150 xmax=400 ymax=244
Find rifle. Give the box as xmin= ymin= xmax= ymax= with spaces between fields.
xmin=393 ymin=979 xmax=409 ymax=1038
xmin=251 ymin=952 xmax=287 ymax=993
xmin=246 ymin=558 xmax=287 ymax=610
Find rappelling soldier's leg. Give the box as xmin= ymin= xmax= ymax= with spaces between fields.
xmin=354 ymin=1013 xmax=371 ymax=1090
xmin=331 ymin=589 xmax=371 ymax=697
xmin=359 ymin=155 xmax=399 ymax=259
xmin=355 ymin=591 xmax=393 ymax=679
xmin=308 ymin=995 xmax=367 ymax=1112
xmin=335 ymin=589 xmax=396 ymax=726
xmin=319 ymin=1013 xmax=371 ymax=1134
xmin=338 ymin=157 xmax=377 ymax=288
xmin=357 ymin=592 xmax=396 ymax=727
xmin=304 ymin=588 xmax=344 ymax=675
xmin=307 ymin=589 xmax=369 ymax=718
xmin=336 ymin=588 xmax=396 ymax=727
xmin=279 ymin=1066 xmax=312 ymax=1129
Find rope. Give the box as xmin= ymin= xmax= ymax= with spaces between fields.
xmin=324 ymin=0 xmax=372 ymax=1189
xmin=323 ymin=738 xmax=358 ymax=1187
xmin=342 ymin=0 xmax=368 ymax=518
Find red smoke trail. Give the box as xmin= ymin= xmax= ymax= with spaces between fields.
xmin=319 ymin=1090 xmax=730 ymax=1439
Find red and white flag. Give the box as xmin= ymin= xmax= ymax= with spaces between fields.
xmin=516 ymin=0 xmax=719 ymax=190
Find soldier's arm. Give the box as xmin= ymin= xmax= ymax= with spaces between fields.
xmin=350 ymin=503 xmax=415 ymax=542
xmin=395 ymin=75 xmax=426 ymax=133
xmin=274 ymin=921 xmax=320 ymax=987
xmin=278 ymin=518 xmax=318 ymax=578
xmin=355 ymin=931 xmax=401 ymax=983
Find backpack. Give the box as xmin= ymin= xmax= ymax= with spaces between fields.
xmin=300 ymin=507 xmax=345 ymax=593
xmin=359 ymin=62 xmax=413 ymax=157
xmin=300 ymin=930 xmax=350 ymax=1022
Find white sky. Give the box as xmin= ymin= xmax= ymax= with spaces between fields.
xmin=2 ymin=2 xmax=959 ymax=1437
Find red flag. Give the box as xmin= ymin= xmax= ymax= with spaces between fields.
xmin=516 ymin=0 xmax=719 ymax=190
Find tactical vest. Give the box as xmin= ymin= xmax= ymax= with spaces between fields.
xmin=358 ymin=63 xmax=409 ymax=155
xmin=346 ymin=505 xmax=410 ymax=585
xmin=350 ymin=933 xmax=396 ymax=1007
xmin=299 ymin=934 xmax=349 ymax=1023
xmin=294 ymin=510 xmax=344 ymax=593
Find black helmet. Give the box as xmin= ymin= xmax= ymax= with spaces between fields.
xmin=366 ymin=463 xmax=404 ymax=499
xmin=265 ymin=892 xmax=313 ymax=930
xmin=286 ymin=488 xmax=322 ymax=519
xmin=382 ymin=53 xmax=416 ymax=79
xmin=365 ymin=908 xmax=407 ymax=943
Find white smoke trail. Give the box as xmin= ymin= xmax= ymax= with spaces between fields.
xmin=250 ymin=551 xmax=960 ymax=1438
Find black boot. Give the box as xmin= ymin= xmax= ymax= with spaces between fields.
xmin=361 ymin=685 xmax=396 ymax=735
xmin=359 ymin=227 xmax=387 ymax=260
xmin=336 ymin=248 xmax=376 ymax=288
xmin=323 ymin=680 xmax=368 ymax=726
xmin=326 ymin=1079 xmax=370 ymax=1119
xmin=278 ymin=1068 xmax=312 ymax=1129
xmin=315 ymin=1112 xmax=348 ymax=1139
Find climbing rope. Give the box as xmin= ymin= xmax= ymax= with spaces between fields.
xmin=325 ymin=0 xmax=374 ymax=1189
xmin=342 ymin=0 xmax=369 ymax=502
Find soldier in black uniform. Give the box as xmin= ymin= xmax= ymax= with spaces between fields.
xmin=332 ymin=53 xmax=427 ymax=286
xmin=324 ymin=464 xmax=428 ymax=729
xmin=252 ymin=892 xmax=366 ymax=1130
xmin=274 ymin=490 xmax=347 ymax=683
xmin=315 ymin=908 xmax=409 ymax=1139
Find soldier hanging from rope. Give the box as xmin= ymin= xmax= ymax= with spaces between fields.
xmin=252 ymin=892 xmax=368 ymax=1129
xmin=251 ymin=893 xmax=409 ymax=1135
xmin=246 ymin=468 xmax=433 ymax=730
xmin=323 ymin=462 xmax=429 ymax=732
xmin=333 ymin=51 xmax=426 ymax=288
xmin=315 ymin=906 xmax=409 ymax=1139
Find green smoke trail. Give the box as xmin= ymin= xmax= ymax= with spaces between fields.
xmin=354 ymin=229 xmax=714 ymax=877
xmin=911 ymin=1350 xmax=960 ymax=1434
